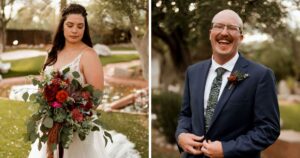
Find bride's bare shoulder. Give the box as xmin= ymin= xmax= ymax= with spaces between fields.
xmin=81 ymin=47 xmax=100 ymax=64
xmin=82 ymin=47 xmax=97 ymax=56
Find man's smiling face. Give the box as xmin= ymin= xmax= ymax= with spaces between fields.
xmin=209 ymin=10 xmax=243 ymax=57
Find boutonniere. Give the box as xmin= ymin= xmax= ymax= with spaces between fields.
xmin=227 ymin=71 xmax=249 ymax=89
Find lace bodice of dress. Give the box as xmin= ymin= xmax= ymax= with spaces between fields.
xmin=44 ymin=53 xmax=85 ymax=85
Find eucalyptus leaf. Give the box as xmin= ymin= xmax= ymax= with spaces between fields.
xmin=41 ymin=134 xmax=48 ymax=143
xmin=22 ymin=92 xmax=29 ymax=102
xmin=72 ymin=71 xmax=80 ymax=78
xmin=43 ymin=117 xmax=53 ymax=128
xmin=83 ymin=85 xmax=93 ymax=93
xmin=91 ymin=126 xmax=100 ymax=131
xmin=32 ymin=113 xmax=42 ymax=121
xmin=60 ymin=126 xmax=73 ymax=149
xmin=38 ymin=139 xmax=42 ymax=150
xmin=96 ymin=111 xmax=101 ymax=117
xmin=40 ymin=124 xmax=49 ymax=133
xmin=93 ymin=119 xmax=101 ymax=126
xmin=53 ymin=108 xmax=66 ymax=123
xmin=78 ymin=133 xmax=86 ymax=141
xmin=29 ymin=93 xmax=37 ymax=102
xmin=32 ymin=78 xmax=39 ymax=86
xmin=71 ymin=79 xmax=81 ymax=89
xmin=93 ymin=90 xmax=102 ymax=98
xmin=103 ymin=136 xmax=108 ymax=147
xmin=29 ymin=133 xmax=38 ymax=143
xmin=62 ymin=67 xmax=70 ymax=74
xmin=104 ymin=131 xmax=113 ymax=143
xmin=27 ymin=119 xmax=36 ymax=132
xmin=82 ymin=121 xmax=89 ymax=128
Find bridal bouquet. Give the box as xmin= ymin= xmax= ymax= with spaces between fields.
xmin=23 ymin=67 xmax=112 ymax=156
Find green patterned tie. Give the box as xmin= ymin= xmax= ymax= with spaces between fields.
xmin=205 ymin=67 xmax=227 ymax=131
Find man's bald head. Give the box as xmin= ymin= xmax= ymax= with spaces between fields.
xmin=212 ymin=9 xmax=243 ymax=33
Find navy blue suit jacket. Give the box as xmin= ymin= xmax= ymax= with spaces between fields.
xmin=175 ymin=55 xmax=280 ymax=158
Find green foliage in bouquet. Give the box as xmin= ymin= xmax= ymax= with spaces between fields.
xmin=22 ymin=67 xmax=112 ymax=151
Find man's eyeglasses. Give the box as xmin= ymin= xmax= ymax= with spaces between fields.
xmin=211 ymin=23 xmax=242 ymax=34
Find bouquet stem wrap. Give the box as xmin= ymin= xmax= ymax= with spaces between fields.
xmin=47 ymin=123 xmax=62 ymax=158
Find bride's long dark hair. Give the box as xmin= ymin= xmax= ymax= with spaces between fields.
xmin=43 ymin=4 xmax=93 ymax=70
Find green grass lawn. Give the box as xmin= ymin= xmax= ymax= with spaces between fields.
xmin=100 ymin=54 xmax=139 ymax=65
xmin=0 ymin=99 xmax=33 ymax=158
xmin=2 ymin=54 xmax=139 ymax=78
xmin=279 ymin=104 xmax=300 ymax=131
xmin=0 ymin=99 xmax=148 ymax=158
xmin=109 ymin=45 xmax=136 ymax=51
xmin=2 ymin=56 xmax=45 ymax=78
xmin=101 ymin=113 xmax=148 ymax=158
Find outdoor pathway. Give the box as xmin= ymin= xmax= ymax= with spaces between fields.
xmin=263 ymin=130 xmax=300 ymax=158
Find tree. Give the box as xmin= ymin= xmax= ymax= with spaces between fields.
xmin=88 ymin=0 xmax=148 ymax=80
xmin=242 ymin=26 xmax=300 ymax=82
xmin=7 ymin=1 xmax=56 ymax=31
xmin=60 ymin=0 xmax=66 ymax=11
xmin=152 ymin=0 xmax=298 ymax=90
xmin=0 ymin=0 xmax=15 ymax=53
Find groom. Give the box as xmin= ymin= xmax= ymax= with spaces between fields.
xmin=175 ymin=9 xmax=280 ymax=158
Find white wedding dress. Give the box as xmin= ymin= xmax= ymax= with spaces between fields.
xmin=28 ymin=53 xmax=140 ymax=158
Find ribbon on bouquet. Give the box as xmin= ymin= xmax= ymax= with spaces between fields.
xmin=47 ymin=123 xmax=63 ymax=158
xmin=59 ymin=143 xmax=64 ymax=158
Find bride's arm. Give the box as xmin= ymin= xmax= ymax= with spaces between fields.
xmin=40 ymin=53 xmax=49 ymax=80
xmin=81 ymin=48 xmax=104 ymax=90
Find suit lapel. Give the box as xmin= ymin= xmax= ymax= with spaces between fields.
xmin=207 ymin=54 xmax=249 ymax=132
xmin=195 ymin=60 xmax=211 ymax=134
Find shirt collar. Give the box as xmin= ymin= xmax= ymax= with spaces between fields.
xmin=211 ymin=52 xmax=239 ymax=72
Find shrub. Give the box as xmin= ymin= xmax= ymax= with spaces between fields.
xmin=152 ymin=91 xmax=182 ymax=144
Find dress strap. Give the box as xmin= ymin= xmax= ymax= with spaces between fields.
xmin=69 ymin=52 xmax=83 ymax=66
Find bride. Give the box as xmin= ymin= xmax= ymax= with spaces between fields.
xmin=28 ymin=4 xmax=140 ymax=158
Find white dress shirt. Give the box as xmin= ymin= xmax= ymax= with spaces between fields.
xmin=204 ymin=53 xmax=239 ymax=112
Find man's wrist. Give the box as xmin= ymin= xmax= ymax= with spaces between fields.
xmin=178 ymin=132 xmax=187 ymax=140
xmin=178 ymin=132 xmax=188 ymax=147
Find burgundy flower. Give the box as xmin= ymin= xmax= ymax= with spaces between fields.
xmin=44 ymin=85 xmax=59 ymax=101
xmin=71 ymin=108 xmax=84 ymax=122
xmin=68 ymin=104 xmax=76 ymax=111
xmin=227 ymin=71 xmax=249 ymax=89
xmin=81 ymin=91 xmax=90 ymax=100
xmin=81 ymin=101 xmax=93 ymax=111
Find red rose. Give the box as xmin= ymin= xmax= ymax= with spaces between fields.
xmin=228 ymin=74 xmax=237 ymax=84
xmin=71 ymin=108 xmax=84 ymax=122
xmin=81 ymin=91 xmax=90 ymax=100
xmin=56 ymin=90 xmax=69 ymax=103
xmin=44 ymin=85 xmax=59 ymax=101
